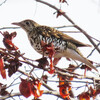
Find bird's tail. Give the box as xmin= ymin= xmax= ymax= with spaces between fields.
xmin=78 ymin=57 xmax=98 ymax=72
xmin=65 ymin=48 xmax=98 ymax=71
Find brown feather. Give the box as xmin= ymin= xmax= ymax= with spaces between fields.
xmin=36 ymin=26 xmax=91 ymax=47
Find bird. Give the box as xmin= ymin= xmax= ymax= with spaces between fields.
xmin=12 ymin=19 xmax=97 ymax=71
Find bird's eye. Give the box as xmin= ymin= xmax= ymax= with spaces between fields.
xmin=25 ymin=21 xmax=30 ymax=26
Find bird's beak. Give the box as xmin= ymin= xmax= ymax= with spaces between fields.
xmin=12 ymin=22 xmax=21 ymax=26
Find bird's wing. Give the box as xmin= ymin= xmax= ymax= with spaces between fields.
xmin=36 ymin=26 xmax=91 ymax=47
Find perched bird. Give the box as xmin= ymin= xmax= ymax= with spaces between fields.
xmin=12 ymin=19 xmax=97 ymax=71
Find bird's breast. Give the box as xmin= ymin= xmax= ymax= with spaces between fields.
xmin=28 ymin=32 xmax=68 ymax=55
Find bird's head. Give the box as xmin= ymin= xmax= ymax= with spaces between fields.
xmin=12 ymin=19 xmax=39 ymax=32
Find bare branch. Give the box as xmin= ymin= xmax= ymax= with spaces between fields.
xmin=61 ymin=31 xmax=81 ymax=33
xmin=0 ymin=93 xmax=21 ymax=100
xmin=54 ymin=25 xmax=74 ymax=29
xmin=0 ymin=27 xmax=20 ymax=30
xmin=0 ymin=90 xmax=63 ymax=100
xmin=0 ymin=0 xmax=7 ymax=6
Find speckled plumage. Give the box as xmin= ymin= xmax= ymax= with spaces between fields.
xmin=12 ymin=19 xmax=97 ymax=71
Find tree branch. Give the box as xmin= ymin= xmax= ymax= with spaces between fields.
xmin=0 ymin=0 xmax=7 ymax=6
xmin=0 ymin=90 xmax=63 ymax=100
xmin=0 ymin=27 xmax=20 ymax=30
xmin=0 ymin=93 xmax=21 ymax=100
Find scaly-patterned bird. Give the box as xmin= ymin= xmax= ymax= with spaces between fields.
xmin=12 ymin=19 xmax=97 ymax=71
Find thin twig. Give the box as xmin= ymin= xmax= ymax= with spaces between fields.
xmin=44 ymin=79 xmax=94 ymax=84
xmin=90 ymin=35 xmax=100 ymax=43
xmin=56 ymin=70 xmax=100 ymax=82
xmin=54 ymin=25 xmax=74 ymax=29
xmin=7 ymin=74 xmax=22 ymax=89
xmin=87 ymin=43 xmax=100 ymax=58
xmin=0 ymin=27 xmax=20 ymax=30
xmin=0 ymin=0 xmax=7 ymax=6
xmin=61 ymin=31 xmax=81 ymax=33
